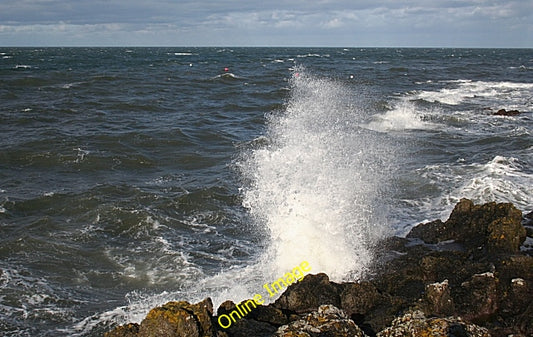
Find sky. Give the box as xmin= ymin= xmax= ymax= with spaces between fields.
xmin=0 ymin=0 xmax=532 ymax=47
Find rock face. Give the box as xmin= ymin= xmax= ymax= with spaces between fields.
xmin=106 ymin=200 xmax=532 ymax=337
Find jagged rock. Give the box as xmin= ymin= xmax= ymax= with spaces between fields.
xmin=456 ymin=272 xmax=499 ymax=324
xmin=105 ymin=200 xmax=532 ymax=337
xmin=339 ymin=281 xmax=386 ymax=335
xmin=216 ymin=300 xmax=279 ymax=337
xmin=407 ymin=199 xmax=525 ymax=256
xmin=377 ymin=310 xmax=491 ymax=337
xmin=340 ymin=281 xmax=380 ymax=317
xmin=274 ymin=304 xmax=367 ymax=337
xmin=423 ymin=279 xmax=455 ymax=316
xmin=105 ymin=298 xmax=220 ymax=337
xmin=274 ymin=273 xmax=341 ymax=313
xmin=139 ymin=299 xmax=217 ymax=337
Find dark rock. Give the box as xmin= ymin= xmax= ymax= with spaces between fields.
xmin=274 ymin=304 xmax=367 ymax=337
xmin=494 ymin=255 xmax=533 ymax=335
xmin=340 ymin=281 xmax=381 ymax=318
xmin=455 ymin=272 xmax=499 ymax=324
xmin=216 ymin=300 xmax=284 ymax=337
xmin=407 ymin=199 xmax=525 ymax=256
xmin=406 ymin=219 xmax=446 ymax=244
xmin=248 ymin=305 xmax=288 ymax=326
xmin=494 ymin=109 xmax=521 ymax=116
xmin=274 ymin=273 xmax=341 ymax=313
xmin=221 ymin=318 xmax=277 ymax=337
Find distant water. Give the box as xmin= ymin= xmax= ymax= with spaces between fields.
xmin=1 ymin=47 xmax=532 ymax=336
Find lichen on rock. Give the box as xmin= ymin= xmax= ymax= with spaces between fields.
xmin=274 ymin=305 xmax=367 ymax=337
xmin=377 ymin=310 xmax=491 ymax=337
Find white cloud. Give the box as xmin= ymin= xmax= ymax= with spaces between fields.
xmin=0 ymin=0 xmax=531 ymax=46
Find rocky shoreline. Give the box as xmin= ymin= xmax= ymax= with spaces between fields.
xmin=105 ymin=199 xmax=533 ymax=337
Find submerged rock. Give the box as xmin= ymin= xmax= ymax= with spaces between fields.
xmin=493 ymin=109 xmax=521 ymax=116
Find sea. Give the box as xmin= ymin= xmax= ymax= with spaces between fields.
xmin=0 ymin=47 xmax=532 ymax=336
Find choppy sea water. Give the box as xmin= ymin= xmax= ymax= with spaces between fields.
xmin=0 ymin=47 xmax=532 ymax=336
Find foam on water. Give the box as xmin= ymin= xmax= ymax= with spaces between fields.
xmin=416 ymin=80 xmax=533 ymax=109
xmin=415 ymin=155 xmax=533 ymax=222
xmin=364 ymin=100 xmax=437 ymax=132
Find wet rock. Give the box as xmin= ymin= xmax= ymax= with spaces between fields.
xmin=139 ymin=299 xmax=217 ymax=337
xmin=407 ymin=199 xmax=525 ymax=256
xmin=524 ymin=211 xmax=533 ymax=226
xmin=216 ymin=300 xmax=280 ymax=337
xmin=494 ymin=109 xmax=521 ymax=116
xmin=274 ymin=304 xmax=367 ymax=337
xmin=339 ymin=281 xmax=385 ymax=335
xmin=274 ymin=273 xmax=341 ymax=313
xmin=105 ymin=298 xmax=219 ymax=337
xmin=377 ymin=310 xmax=490 ymax=337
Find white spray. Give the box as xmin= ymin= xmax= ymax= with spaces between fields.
xmin=240 ymin=68 xmax=395 ymax=281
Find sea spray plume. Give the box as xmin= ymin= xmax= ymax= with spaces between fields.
xmin=239 ymin=68 xmax=396 ymax=281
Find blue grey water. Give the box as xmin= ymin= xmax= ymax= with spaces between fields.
xmin=1 ymin=48 xmax=532 ymax=336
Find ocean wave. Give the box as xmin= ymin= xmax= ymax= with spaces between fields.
xmin=415 ymin=80 xmax=533 ymax=108
xmin=415 ymin=155 xmax=533 ymax=222
xmin=363 ymin=100 xmax=438 ymax=132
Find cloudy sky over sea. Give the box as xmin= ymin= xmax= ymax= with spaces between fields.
xmin=0 ymin=0 xmax=532 ymax=47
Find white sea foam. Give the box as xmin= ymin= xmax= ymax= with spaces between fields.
xmin=416 ymin=80 xmax=533 ymax=108
xmin=364 ymin=100 xmax=436 ymax=132
xmin=416 ymin=155 xmax=533 ymax=222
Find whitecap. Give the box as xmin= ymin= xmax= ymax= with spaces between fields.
xmin=414 ymin=155 xmax=533 ymax=222
xmin=415 ymin=80 xmax=533 ymax=108
xmin=364 ymin=100 xmax=437 ymax=132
